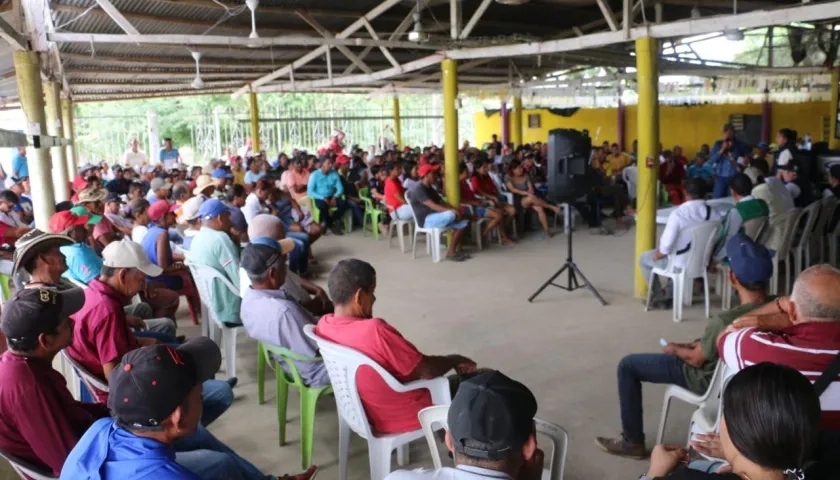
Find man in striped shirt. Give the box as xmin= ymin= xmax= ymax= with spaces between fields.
xmin=718 ymin=264 xmax=840 ymax=429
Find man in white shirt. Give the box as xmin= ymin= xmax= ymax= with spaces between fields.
xmin=242 ymin=179 xmax=271 ymax=224
xmin=123 ymin=138 xmax=148 ymax=171
xmin=639 ymin=178 xmax=721 ymax=304
xmin=385 ymin=371 xmax=543 ymax=480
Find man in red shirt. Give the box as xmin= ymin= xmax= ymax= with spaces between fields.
xmin=0 ymin=287 xmax=105 ymax=475
xmin=659 ymin=150 xmax=687 ymax=205
xmin=718 ymin=264 xmax=840 ymax=429
xmin=67 ymin=239 xmax=234 ymax=425
xmin=316 ymin=259 xmax=477 ymax=434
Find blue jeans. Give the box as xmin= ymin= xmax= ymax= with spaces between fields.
xmin=201 ymin=379 xmax=234 ymax=427
xmin=712 ymin=176 xmax=731 ymax=199
xmin=617 ymin=353 xmax=688 ymax=444
xmin=424 ymin=211 xmax=468 ymax=230
xmin=286 ymin=231 xmax=309 ymax=275
xmin=174 ymin=425 xmax=273 ymax=480
xmin=347 ymin=200 xmax=364 ymax=226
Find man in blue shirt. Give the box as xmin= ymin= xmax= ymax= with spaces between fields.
xmin=11 ymin=146 xmax=28 ymax=179
xmin=159 ymin=138 xmax=181 ymax=171
xmin=306 ymin=157 xmax=347 ymax=235
xmin=709 ymin=123 xmax=749 ymax=199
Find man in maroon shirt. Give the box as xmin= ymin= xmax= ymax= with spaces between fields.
xmin=0 ymin=287 xmax=107 ymax=475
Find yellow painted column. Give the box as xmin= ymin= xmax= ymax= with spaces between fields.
xmin=511 ymin=95 xmax=523 ymax=148
xmin=442 ymin=59 xmax=460 ymax=207
xmin=14 ymin=51 xmax=55 ymax=229
xmin=393 ymin=96 xmax=402 ymax=148
xmin=830 ymin=70 xmax=840 ymax=149
xmin=43 ymin=82 xmax=70 ymax=202
xmin=61 ymin=97 xmax=77 ymax=175
xmin=249 ymin=91 xmax=261 ymax=152
xmin=634 ymin=37 xmax=660 ymax=298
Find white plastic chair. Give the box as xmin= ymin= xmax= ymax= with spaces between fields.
xmin=185 ymin=259 xmax=244 ymax=379
xmin=716 ymin=215 xmax=769 ymax=310
xmin=388 ymin=218 xmax=413 ymax=253
xmin=461 ymin=204 xmax=495 ymax=250
xmin=303 ymin=325 xmax=451 ymax=480
xmin=62 ymin=350 xmax=109 ymax=398
xmin=417 ymin=405 xmax=568 ymax=480
xmin=655 ymin=361 xmax=724 ymax=445
xmin=769 ymin=208 xmax=802 ymax=295
xmin=815 ymin=196 xmax=837 ymax=264
xmin=791 ymin=201 xmax=820 ymax=279
xmin=622 ymin=165 xmax=638 ymax=200
xmin=0 ymin=450 xmax=58 ymax=480
xmin=405 ymin=190 xmax=451 ymax=263
xmin=645 ymin=221 xmax=721 ymax=322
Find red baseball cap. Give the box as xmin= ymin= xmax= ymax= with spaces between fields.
xmin=48 ymin=211 xmax=97 ymax=234
xmin=148 ymin=200 xmax=179 ymax=222
xmin=417 ymin=164 xmax=440 ymax=177
xmin=335 ymin=155 xmax=351 ymax=165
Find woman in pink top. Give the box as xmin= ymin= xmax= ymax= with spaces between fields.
xmin=286 ymin=159 xmax=311 ymax=201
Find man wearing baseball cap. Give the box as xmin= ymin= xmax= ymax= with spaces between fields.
xmin=76 ymin=188 xmax=122 ymax=249
xmin=240 ymin=239 xmax=330 ymax=388
xmin=386 ymin=371 xmax=543 ymax=480
xmin=776 ymin=158 xmax=815 ymax=208
xmin=65 ymin=239 xmax=234 ymax=421
xmin=177 ymin=195 xmax=205 ymax=250
xmin=147 ymin=177 xmax=173 ymax=205
xmin=596 ymin=233 xmax=774 ymax=459
xmin=0 ymin=287 xmax=101 ymax=476
xmin=406 ymin=163 xmax=471 ymax=261
xmin=188 ymin=199 xmax=242 ymax=326
xmin=62 ymin=339 xmax=313 ymax=480
xmin=103 ymin=192 xmax=134 ymax=234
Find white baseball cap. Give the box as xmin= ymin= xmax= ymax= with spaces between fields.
xmin=178 ymin=196 xmax=205 ymax=224
xmin=102 ymin=239 xmax=163 ymax=277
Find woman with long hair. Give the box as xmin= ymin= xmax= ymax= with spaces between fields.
xmin=645 ymin=362 xmax=821 ymax=479
xmin=505 ymin=159 xmax=560 ymax=238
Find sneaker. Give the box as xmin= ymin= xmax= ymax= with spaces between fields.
xmin=330 ymin=225 xmax=344 ymax=236
xmin=594 ymin=435 xmax=646 ymax=459
xmin=226 ymin=377 xmax=239 ymax=389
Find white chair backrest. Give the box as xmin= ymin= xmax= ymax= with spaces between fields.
xmin=794 ymin=201 xmax=821 ymax=251
xmin=0 ymin=450 xmax=58 ymax=480
xmin=676 ymin=221 xmax=721 ymax=277
xmin=815 ymin=196 xmax=837 ymax=237
xmin=185 ymin=259 xmax=240 ymax=328
xmin=403 ymin=189 xmax=423 ymax=229
xmin=61 ymin=350 xmax=108 ymax=393
xmin=741 ymin=216 xmax=768 ymax=243
xmin=622 ymin=166 xmax=638 ymax=199
xmin=303 ymin=324 xmax=404 ymax=440
xmin=775 ymin=208 xmax=803 ymax=258
xmin=417 ymin=405 xmax=568 ymax=480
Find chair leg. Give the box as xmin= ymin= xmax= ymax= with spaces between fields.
xmin=372 ymin=214 xmax=380 ymax=240
xmin=299 ymin=387 xmax=319 ymax=470
xmin=673 ymin=277 xmax=682 ymax=323
xmin=644 ymin=272 xmax=657 ymax=312
xmin=412 ymin=230 xmax=418 ymax=259
xmin=223 ymin=329 xmax=236 ymax=379
xmin=338 ymin=416 xmax=350 ymax=480
xmin=368 ymin=440 xmax=394 ymax=480
xmin=396 ymin=444 xmax=410 ymax=466
xmin=257 ymin=343 xmax=265 ymax=405
xmin=397 ymin=223 xmax=406 ymax=253
xmin=703 ymin=274 xmax=711 ymax=319
xmin=276 ymin=370 xmax=289 ymax=447
xmin=655 ymin=395 xmax=673 ymax=445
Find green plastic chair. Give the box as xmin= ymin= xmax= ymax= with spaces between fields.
xmin=0 ymin=274 xmax=10 ymax=303
xmin=257 ymin=341 xmax=333 ymax=470
xmin=305 ymin=195 xmax=352 ymax=232
xmin=359 ymin=188 xmax=384 ymax=240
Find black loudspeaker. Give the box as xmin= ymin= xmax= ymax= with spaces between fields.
xmin=546 ymin=128 xmax=592 ymax=202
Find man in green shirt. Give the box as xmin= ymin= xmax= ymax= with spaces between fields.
xmin=186 ymin=199 xmax=241 ymax=327
xmin=596 ymin=233 xmax=773 ymax=459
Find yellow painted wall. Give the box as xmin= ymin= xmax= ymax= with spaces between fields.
xmin=475 ymin=101 xmax=831 ymax=156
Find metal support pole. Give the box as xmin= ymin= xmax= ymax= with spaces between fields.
xmin=442 ymin=58 xmax=460 ymax=207
xmin=511 ymin=95 xmax=523 ymax=148
xmin=249 ymin=92 xmax=261 ymax=153
xmin=634 ymin=37 xmax=659 ymax=298
xmin=393 ymin=96 xmax=402 ymax=148
xmin=213 ymin=106 xmax=223 ymax=158
xmin=831 ymin=70 xmax=840 ymax=149
xmin=44 ymin=82 xmax=69 ymax=202
xmin=60 ymin=97 xmax=77 ymax=175
xmin=761 ymin=87 xmax=772 ymax=144
xmin=14 ymin=51 xmax=55 ymax=228
xmin=147 ymin=110 xmax=159 ymax=165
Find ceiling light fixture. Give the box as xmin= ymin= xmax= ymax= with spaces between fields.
xmin=246 ymin=0 xmax=260 ymax=47
xmin=191 ymin=51 xmax=204 ymax=89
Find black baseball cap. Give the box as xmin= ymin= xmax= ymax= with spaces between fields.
xmin=777 ymin=158 xmax=800 ymax=172
xmin=448 ymin=371 xmax=537 ymax=460
xmin=240 ymin=239 xmax=295 ymax=277
xmin=0 ymin=287 xmax=85 ymax=340
xmin=108 ymin=337 xmax=221 ymax=431
xmin=830 ymin=164 xmax=840 ymax=180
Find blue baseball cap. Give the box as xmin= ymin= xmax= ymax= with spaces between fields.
xmin=197 ymin=199 xmax=229 ymax=221
xmin=757 ymin=142 xmax=769 ymax=149
xmin=726 ymin=233 xmax=773 ymax=285
xmin=211 ymin=168 xmax=233 ymax=179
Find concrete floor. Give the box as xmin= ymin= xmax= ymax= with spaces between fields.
xmin=0 ymin=226 xmax=714 ymax=480
xmin=198 ymin=227 xmax=714 ymax=480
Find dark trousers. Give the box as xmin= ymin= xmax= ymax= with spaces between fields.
xmin=617 ymin=353 xmax=688 ymax=444
xmin=572 ymin=198 xmax=600 ymax=227
xmin=347 ymin=200 xmax=364 ymax=226
xmin=712 ymin=176 xmax=731 ymax=199
xmin=315 ymin=197 xmax=348 ymax=227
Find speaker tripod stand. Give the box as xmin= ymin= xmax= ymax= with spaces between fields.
xmin=527 ymin=222 xmax=607 ymax=305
